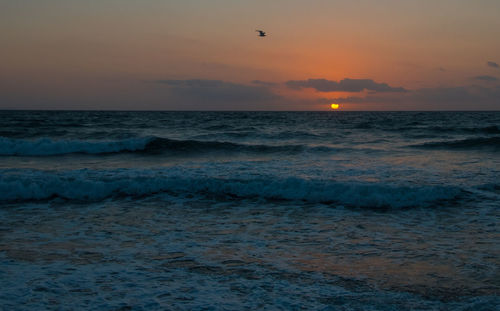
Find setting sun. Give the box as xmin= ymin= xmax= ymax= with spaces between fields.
xmin=330 ymin=103 xmax=340 ymax=110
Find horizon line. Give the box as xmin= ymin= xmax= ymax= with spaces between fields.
xmin=1 ymin=109 xmax=500 ymax=113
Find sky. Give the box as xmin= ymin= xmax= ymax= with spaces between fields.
xmin=1 ymin=0 xmax=500 ymax=110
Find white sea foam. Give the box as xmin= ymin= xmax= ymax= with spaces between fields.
xmin=0 ymin=168 xmax=461 ymax=208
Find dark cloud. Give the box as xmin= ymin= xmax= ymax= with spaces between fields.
xmin=474 ymin=75 xmax=498 ymax=81
xmin=331 ymin=85 xmax=500 ymax=110
xmin=154 ymin=79 xmax=281 ymax=110
xmin=487 ymin=61 xmax=499 ymax=68
xmin=286 ymin=78 xmax=407 ymax=93
xmin=153 ymin=79 xmax=351 ymax=110
xmin=155 ymin=79 xmax=228 ymax=87
xmin=148 ymin=78 xmax=499 ymax=110
xmin=251 ymin=80 xmax=278 ymax=87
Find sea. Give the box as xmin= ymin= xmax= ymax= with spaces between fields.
xmin=0 ymin=111 xmax=499 ymax=310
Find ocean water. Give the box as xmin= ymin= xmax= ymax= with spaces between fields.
xmin=0 ymin=111 xmax=498 ymax=310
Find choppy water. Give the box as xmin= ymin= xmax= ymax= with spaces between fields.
xmin=0 ymin=111 xmax=499 ymax=310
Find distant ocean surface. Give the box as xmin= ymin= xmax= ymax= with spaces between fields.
xmin=0 ymin=111 xmax=498 ymax=310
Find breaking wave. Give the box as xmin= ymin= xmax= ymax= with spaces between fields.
xmin=0 ymin=137 xmax=333 ymax=157
xmin=410 ymin=136 xmax=500 ymax=151
xmin=0 ymin=137 xmax=152 ymax=156
xmin=433 ymin=125 xmax=500 ymax=134
xmin=0 ymin=168 xmax=462 ymax=208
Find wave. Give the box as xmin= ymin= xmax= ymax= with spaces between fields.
xmin=0 ymin=137 xmax=152 ymax=156
xmin=424 ymin=125 xmax=500 ymax=134
xmin=360 ymin=124 xmax=500 ymax=135
xmin=447 ymin=125 xmax=500 ymax=134
xmin=193 ymin=130 xmax=323 ymax=141
xmin=0 ymin=136 xmax=334 ymax=157
xmin=410 ymin=136 xmax=500 ymax=151
xmin=0 ymin=168 xmax=461 ymax=208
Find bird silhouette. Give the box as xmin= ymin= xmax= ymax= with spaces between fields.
xmin=256 ymin=30 xmax=266 ymax=37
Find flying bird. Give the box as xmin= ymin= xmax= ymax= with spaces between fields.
xmin=256 ymin=30 xmax=266 ymax=37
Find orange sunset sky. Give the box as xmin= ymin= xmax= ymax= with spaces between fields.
xmin=1 ymin=0 xmax=499 ymax=110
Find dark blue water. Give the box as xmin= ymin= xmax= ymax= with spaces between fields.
xmin=0 ymin=111 xmax=499 ymax=310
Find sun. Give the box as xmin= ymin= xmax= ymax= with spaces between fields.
xmin=330 ymin=103 xmax=340 ymax=110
